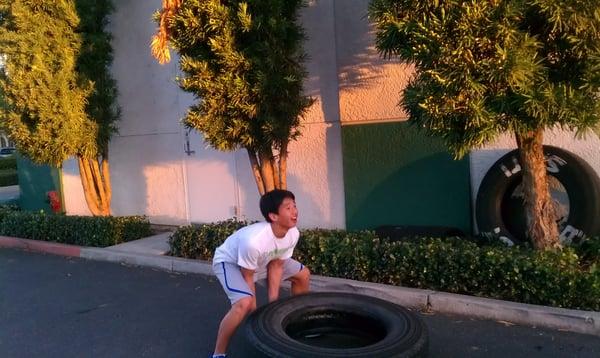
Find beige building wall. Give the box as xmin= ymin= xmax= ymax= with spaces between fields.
xmin=63 ymin=0 xmax=191 ymax=225
xmin=63 ymin=0 xmax=391 ymax=229
xmin=61 ymin=0 xmax=600 ymax=229
xmin=335 ymin=0 xmax=411 ymax=124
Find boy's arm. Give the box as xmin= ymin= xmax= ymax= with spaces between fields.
xmin=240 ymin=267 xmax=257 ymax=310
xmin=267 ymin=259 xmax=284 ymax=302
xmin=269 ymin=229 xmax=300 ymax=301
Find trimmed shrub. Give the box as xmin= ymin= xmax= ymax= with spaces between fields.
xmin=0 ymin=169 xmax=18 ymax=186
xmin=295 ymin=229 xmax=384 ymax=282
xmin=0 ymin=211 xmax=152 ymax=247
xmin=370 ymin=238 xmax=599 ymax=310
xmin=169 ymin=219 xmax=247 ymax=259
xmin=0 ymin=157 xmax=17 ymax=170
xmin=169 ymin=222 xmax=600 ymax=311
xmin=0 ymin=204 xmax=19 ymax=215
xmin=573 ymin=237 xmax=600 ymax=268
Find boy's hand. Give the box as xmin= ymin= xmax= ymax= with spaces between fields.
xmin=267 ymin=259 xmax=284 ymax=302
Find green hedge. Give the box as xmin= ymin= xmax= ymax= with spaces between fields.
xmin=169 ymin=220 xmax=600 ymax=311
xmin=0 ymin=169 xmax=18 ymax=186
xmin=169 ymin=219 xmax=247 ymax=259
xmin=0 ymin=157 xmax=17 ymax=170
xmin=0 ymin=204 xmax=19 ymax=211
xmin=0 ymin=209 xmax=152 ymax=247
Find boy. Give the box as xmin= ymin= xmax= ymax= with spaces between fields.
xmin=211 ymin=189 xmax=311 ymax=358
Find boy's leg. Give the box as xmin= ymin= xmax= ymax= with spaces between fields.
xmin=212 ymin=262 xmax=256 ymax=355
xmin=282 ymin=259 xmax=310 ymax=295
xmin=214 ymin=296 xmax=254 ymax=354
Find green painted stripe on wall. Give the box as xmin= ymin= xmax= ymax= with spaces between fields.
xmin=342 ymin=121 xmax=472 ymax=234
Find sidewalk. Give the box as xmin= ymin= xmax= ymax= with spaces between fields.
xmin=0 ymin=185 xmax=19 ymax=203
xmin=1 ymin=232 xmax=599 ymax=337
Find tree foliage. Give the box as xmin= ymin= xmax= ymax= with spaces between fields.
xmin=152 ymin=0 xmax=313 ymax=194
xmin=0 ymin=0 xmax=119 ymax=215
xmin=369 ymin=0 xmax=600 ymax=249
xmin=369 ymin=0 xmax=600 ymax=157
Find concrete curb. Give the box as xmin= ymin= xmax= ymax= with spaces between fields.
xmin=80 ymin=247 xmax=214 ymax=276
xmin=0 ymin=236 xmax=81 ymax=257
xmin=427 ymin=291 xmax=599 ymax=336
xmin=2 ymin=235 xmax=598 ymax=336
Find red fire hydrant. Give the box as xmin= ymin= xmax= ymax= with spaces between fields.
xmin=47 ymin=191 xmax=62 ymax=213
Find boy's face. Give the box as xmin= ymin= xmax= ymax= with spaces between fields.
xmin=270 ymin=197 xmax=298 ymax=229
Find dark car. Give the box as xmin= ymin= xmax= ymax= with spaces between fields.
xmin=0 ymin=147 xmax=16 ymax=158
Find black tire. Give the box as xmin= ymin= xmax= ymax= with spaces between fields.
xmin=475 ymin=145 xmax=600 ymax=244
xmin=231 ymin=292 xmax=428 ymax=358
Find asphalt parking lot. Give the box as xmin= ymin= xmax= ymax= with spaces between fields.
xmin=2 ymin=249 xmax=599 ymax=357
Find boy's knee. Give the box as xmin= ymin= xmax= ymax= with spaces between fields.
xmin=295 ymin=266 xmax=310 ymax=283
xmin=233 ymin=296 xmax=256 ymax=315
xmin=301 ymin=267 xmax=310 ymax=280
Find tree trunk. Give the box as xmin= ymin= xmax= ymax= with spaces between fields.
xmin=246 ymin=146 xmax=289 ymax=195
xmin=259 ymin=151 xmax=276 ymax=193
xmin=279 ymin=141 xmax=288 ymax=190
xmin=247 ymin=149 xmax=266 ymax=195
xmin=516 ymin=129 xmax=561 ymax=250
xmin=78 ymin=155 xmax=111 ymax=216
xmin=272 ymin=155 xmax=281 ymax=190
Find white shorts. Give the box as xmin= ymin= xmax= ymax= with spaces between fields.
xmin=213 ymin=259 xmax=305 ymax=304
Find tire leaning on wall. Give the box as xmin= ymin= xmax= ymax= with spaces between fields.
xmin=476 ymin=145 xmax=600 ymax=245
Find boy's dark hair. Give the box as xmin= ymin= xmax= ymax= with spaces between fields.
xmin=260 ymin=189 xmax=295 ymax=222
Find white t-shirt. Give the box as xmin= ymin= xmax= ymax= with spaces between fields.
xmin=213 ymin=222 xmax=300 ymax=272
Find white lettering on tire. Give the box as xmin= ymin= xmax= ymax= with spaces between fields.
xmin=558 ymin=225 xmax=583 ymax=245
xmin=501 ymin=157 xmax=521 ymax=177
xmin=546 ymin=155 xmax=567 ymax=173
xmin=499 ymin=154 xmax=566 ymax=177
